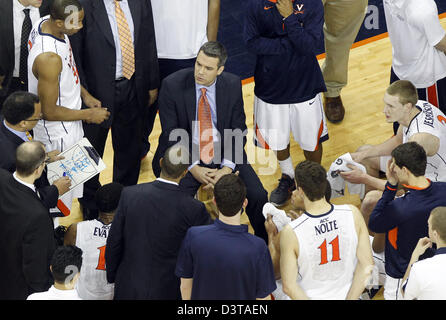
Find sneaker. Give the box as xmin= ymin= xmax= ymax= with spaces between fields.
xmin=269 ymin=174 xmax=296 ymax=207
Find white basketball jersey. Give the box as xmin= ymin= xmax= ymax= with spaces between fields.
xmin=75 ymin=219 xmax=114 ymax=300
xmin=27 ymin=16 xmax=83 ymax=142
xmin=402 ymin=100 xmax=446 ymax=182
xmin=289 ymin=204 xmax=358 ymax=300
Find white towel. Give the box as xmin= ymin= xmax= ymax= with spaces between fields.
xmin=262 ymin=203 xmax=291 ymax=232
xmin=327 ymin=153 xmax=367 ymax=200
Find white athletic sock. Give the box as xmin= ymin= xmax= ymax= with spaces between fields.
xmin=278 ymin=157 xmax=294 ymax=179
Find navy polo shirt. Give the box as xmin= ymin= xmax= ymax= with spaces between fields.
xmin=175 ymin=219 xmax=277 ymax=300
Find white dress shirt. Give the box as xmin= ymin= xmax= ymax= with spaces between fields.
xmin=12 ymin=0 xmax=40 ymax=77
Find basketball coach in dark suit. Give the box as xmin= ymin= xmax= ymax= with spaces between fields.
xmin=152 ymin=41 xmax=268 ymax=242
xmin=0 ymin=0 xmax=50 ymax=109
xmin=0 ymin=91 xmax=70 ymax=211
xmin=105 ymin=144 xmax=211 ymax=299
xmin=0 ymin=142 xmax=56 ymax=299
xmin=69 ymin=0 xmax=159 ymax=219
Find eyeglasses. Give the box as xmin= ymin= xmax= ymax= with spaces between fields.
xmin=26 ymin=113 xmax=43 ymax=122
xmin=26 ymin=117 xmax=43 ymax=122
xmin=37 ymin=157 xmax=50 ymax=168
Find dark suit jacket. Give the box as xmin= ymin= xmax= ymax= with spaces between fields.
xmin=0 ymin=119 xmax=59 ymax=209
xmin=153 ymin=69 xmax=248 ymax=176
xmin=105 ymin=180 xmax=211 ymax=299
xmin=69 ymin=0 xmax=159 ymax=128
xmin=0 ymin=169 xmax=56 ymax=300
xmin=0 ymin=0 xmax=50 ymax=92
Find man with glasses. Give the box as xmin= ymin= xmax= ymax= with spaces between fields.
xmin=0 ymin=141 xmax=57 ymax=299
xmin=0 ymin=91 xmax=71 ymax=213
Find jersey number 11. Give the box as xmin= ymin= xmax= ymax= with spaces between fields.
xmin=318 ymin=236 xmax=341 ymax=265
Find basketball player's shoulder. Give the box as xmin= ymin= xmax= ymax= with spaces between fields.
xmin=334 ymin=204 xmax=361 ymax=222
xmin=34 ymin=51 xmax=62 ymax=70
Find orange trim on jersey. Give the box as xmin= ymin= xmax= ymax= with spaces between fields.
xmin=438 ymin=115 xmax=446 ymax=126
xmin=57 ymin=199 xmax=70 ymax=217
xmin=402 ymin=179 xmax=431 ymax=191
xmin=386 ymin=185 xmax=397 ymax=191
xmin=314 ymin=119 xmax=324 ymax=151
xmin=427 ymin=84 xmax=439 ymax=108
xmin=388 ymin=227 xmax=398 ymax=250
xmin=255 ymin=123 xmax=270 ymax=150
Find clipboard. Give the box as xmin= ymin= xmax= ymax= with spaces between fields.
xmin=46 ymin=138 xmax=106 ymax=190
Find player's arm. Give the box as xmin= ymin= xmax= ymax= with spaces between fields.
xmin=265 ymin=215 xmax=281 ymax=279
xmin=402 ymin=237 xmax=432 ymax=288
xmin=354 ymin=127 xmax=403 ymax=161
xmin=32 ymin=52 xmax=109 ymax=123
xmin=180 ymin=278 xmax=193 ymax=300
xmin=63 ymin=222 xmax=78 ymax=246
xmin=346 ymin=205 xmax=374 ymax=300
xmin=340 ymin=166 xmax=388 ymax=191
xmin=280 ymin=225 xmax=309 ymax=300
xmin=207 ymin=0 xmax=220 ymax=41
xmin=435 ymin=34 xmax=446 ymax=53
xmin=409 ymin=132 xmax=440 ymax=157
xmin=243 ymin=0 xmax=294 ymax=55
xmin=278 ymin=0 xmax=324 ymax=56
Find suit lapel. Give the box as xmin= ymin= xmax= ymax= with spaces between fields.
xmin=215 ymin=75 xmax=227 ymax=135
xmin=4 ymin=0 xmax=14 ymax=68
xmin=0 ymin=120 xmax=25 ymax=147
xmin=92 ymin=0 xmax=115 ymax=48
xmin=127 ymin=0 xmax=141 ymax=45
xmin=184 ymin=71 xmax=197 ymax=130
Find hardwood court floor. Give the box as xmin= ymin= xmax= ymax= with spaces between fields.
xmin=59 ymin=17 xmax=446 ymax=237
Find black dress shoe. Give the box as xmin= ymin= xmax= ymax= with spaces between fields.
xmin=324 ymin=95 xmax=345 ymax=123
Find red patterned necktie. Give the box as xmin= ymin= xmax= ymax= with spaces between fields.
xmin=198 ymin=88 xmax=214 ymax=163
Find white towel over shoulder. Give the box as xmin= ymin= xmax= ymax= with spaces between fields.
xmin=262 ymin=203 xmax=292 ymax=232
xmin=327 ymin=153 xmax=367 ymax=200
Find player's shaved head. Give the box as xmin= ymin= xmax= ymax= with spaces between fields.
xmin=50 ymin=0 xmax=83 ymax=21
xmin=15 ymin=141 xmax=46 ymax=177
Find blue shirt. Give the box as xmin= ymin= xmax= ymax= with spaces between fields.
xmin=103 ymin=0 xmax=135 ymax=80
xmin=369 ymin=181 xmax=446 ymax=278
xmin=244 ymin=0 xmax=326 ymax=104
xmin=175 ymin=219 xmax=277 ymax=299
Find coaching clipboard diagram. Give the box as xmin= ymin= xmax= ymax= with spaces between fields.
xmin=47 ymin=138 xmax=106 ymax=190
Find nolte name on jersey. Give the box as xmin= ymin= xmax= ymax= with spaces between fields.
xmin=315 ymin=218 xmax=339 ymax=236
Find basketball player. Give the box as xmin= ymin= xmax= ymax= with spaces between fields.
xmin=384 ymin=0 xmax=446 ymax=130
xmin=244 ymin=0 xmax=328 ymax=207
xmin=341 ymin=80 xmax=446 ymax=194
xmin=368 ymin=142 xmax=446 ymax=300
xmin=64 ymin=182 xmax=123 ymax=300
xmin=280 ymin=161 xmax=373 ymax=300
xmin=27 ymin=0 xmax=110 ymax=220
